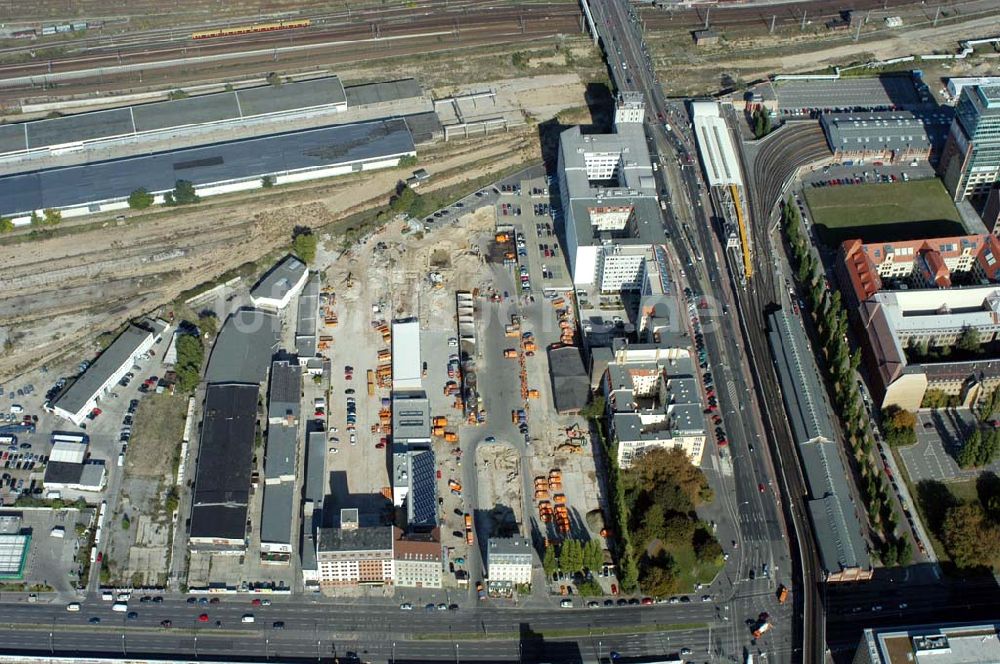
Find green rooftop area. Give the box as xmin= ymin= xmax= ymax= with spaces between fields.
xmin=804 ymin=178 xmax=965 ymax=246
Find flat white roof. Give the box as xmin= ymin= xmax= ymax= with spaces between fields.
xmin=692 ymin=101 xmax=743 ymax=188
xmin=50 ymin=440 xmax=87 ymax=464
xmin=392 ymin=320 xmax=422 ymax=391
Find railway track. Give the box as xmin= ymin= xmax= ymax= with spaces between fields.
xmin=0 ymin=4 xmax=580 ymax=78
xmin=641 ymin=0 xmax=967 ymax=30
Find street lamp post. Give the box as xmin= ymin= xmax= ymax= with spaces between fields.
xmin=392 ymin=641 xmax=396 ymax=664
xmin=455 ymin=643 xmax=460 ymax=664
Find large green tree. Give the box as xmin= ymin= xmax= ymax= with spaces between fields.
xmin=582 ymin=539 xmax=604 ymax=573
xmin=292 ymin=229 xmax=318 ymax=264
xmin=174 ymin=333 xmax=204 ymax=393
xmin=560 ymin=539 xmax=583 ymax=575
xmin=942 ymin=503 xmax=1000 ymax=571
xmin=882 ymin=406 xmax=917 ymax=447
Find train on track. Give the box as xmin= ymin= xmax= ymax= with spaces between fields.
xmin=192 ymin=19 xmax=311 ymax=40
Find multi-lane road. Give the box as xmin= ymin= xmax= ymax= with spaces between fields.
xmin=0 ymin=592 xmax=724 ymax=662
xmin=586 ymin=0 xmax=798 ymax=661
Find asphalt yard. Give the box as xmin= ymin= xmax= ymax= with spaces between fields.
xmin=897 ymin=409 xmax=995 ymax=484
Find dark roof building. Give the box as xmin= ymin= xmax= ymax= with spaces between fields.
xmin=820 ymin=111 xmax=933 ymax=164
xmin=295 ymin=272 xmax=320 ymax=359
xmin=267 ymin=360 xmax=301 ymax=425
xmin=204 ymin=309 xmax=280 ymax=385
xmin=768 ymin=309 xmax=872 ymax=582
xmin=548 ymin=346 xmax=591 ymax=413
xmin=189 ymin=383 xmax=259 ymax=550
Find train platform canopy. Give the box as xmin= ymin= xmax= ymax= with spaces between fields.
xmin=0 ymin=118 xmax=416 ymax=218
xmin=0 ymin=76 xmax=347 ymax=157
xmin=691 ymin=101 xmax=743 ymax=188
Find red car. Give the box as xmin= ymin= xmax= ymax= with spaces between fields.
xmin=758 ymin=483 xmax=766 ymax=493
xmin=641 ymin=597 xmax=653 ymax=605
xmin=610 ymin=583 xmax=618 ymax=595
xmin=96 ymin=551 xmax=103 ymax=563
xmin=198 ymin=613 xmax=209 ymax=622
xmin=251 ymin=599 xmax=262 ymax=607
xmin=91 ymin=408 xmax=102 ymax=417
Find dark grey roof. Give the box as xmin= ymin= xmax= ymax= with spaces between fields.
xmin=189 ymin=383 xmax=258 ymax=542
xmin=267 ymin=360 xmax=301 ymax=422
xmin=52 ymin=322 xmax=154 ymax=416
xmin=548 ymin=346 xmax=590 ymax=413
xmin=821 ymin=111 xmax=931 ymax=152
xmin=488 ymin=536 xmax=533 ymax=562
xmin=251 ymin=255 xmax=307 ymax=304
xmin=344 ymin=78 xmax=424 ymax=106
xmin=0 ymin=76 xmax=347 ymax=156
xmin=300 ymin=519 xmax=318 ymax=572
xmin=392 ymin=392 xmax=431 ymax=441
xmin=189 ymin=504 xmax=247 ymax=542
xmin=767 ymin=309 xmax=837 ymax=445
xmin=0 ymin=118 xmax=416 ymax=217
xmin=317 ymin=526 xmax=393 ymax=553
xmin=260 ymin=481 xmax=295 ymax=546
xmin=801 ymin=441 xmax=872 ymax=575
xmin=774 ymin=76 xmax=921 ymax=113
xmin=204 ymin=309 xmax=279 ymax=385
xmin=767 ymin=309 xmax=871 ymax=577
xmin=406 ymin=450 xmax=437 ymax=529
xmin=402 ymin=112 xmax=443 ymax=145
xmin=264 ymin=424 xmax=297 ymax=480
xmin=43 ymin=461 xmax=84 ymax=485
xmin=304 ymin=431 xmax=326 ymax=505
xmin=295 ymin=272 xmax=320 ymax=358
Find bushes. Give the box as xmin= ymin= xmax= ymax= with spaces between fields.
xmin=174 ymin=333 xmax=204 ymax=393
xmin=128 ymin=188 xmax=155 ymax=210
xmin=163 ymin=180 xmax=200 ymax=206
xmin=882 ymin=406 xmax=917 ymax=447
xmin=292 ymin=228 xmax=318 ymax=264
xmin=957 ymin=427 xmax=1000 ymax=469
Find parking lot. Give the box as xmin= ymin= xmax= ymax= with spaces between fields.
xmin=897 ymin=409 xmax=1000 ymax=483
xmin=13 ymin=507 xmax=92 ymax=594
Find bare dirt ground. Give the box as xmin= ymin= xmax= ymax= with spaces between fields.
xmin=475 ymin=444 xmax=523 ymax=537
xmin=648 ymin=4 xmax=1000 ymax=95
xmin=0 ymin=69 xmax=591 ymax=384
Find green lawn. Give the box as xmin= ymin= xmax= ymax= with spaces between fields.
xmin=654 ymin=538 xmax=724 ymax=592
xmin=804 ymin=179 xmax=965 ymax=246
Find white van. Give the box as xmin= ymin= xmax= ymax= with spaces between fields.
xmin=101 ymin=591 xmax=114 ymax=601
xmin=112 ymin=602 xmax=128 ymax=612
xmin=66 ymin=602 xmax=81 ymax=612
xmin=241 ymin=614 xmax=255 ymax=623
xmin=9 ymin=405 xmax=22 ymax=414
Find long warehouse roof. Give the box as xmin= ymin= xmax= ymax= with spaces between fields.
xmin=691 ymin=101 xmax=743 ymax=188
xmin=767 ymin=309 xmax=872 ymax=578
xmin=0 ymin=118 xmax=415 ymax=217
xmin=0 ymin=76 xmax=347 ymax=156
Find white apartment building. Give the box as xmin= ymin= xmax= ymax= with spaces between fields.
xmin=600 ymin=346 xmax=707 ymax=469
xmin=557 ymin=94 xmax=665 ymax=293
xmin=393 ymin=530 xmax=442 ymax=589
xmin=487 ymin=536 xmax=533 ymax=585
